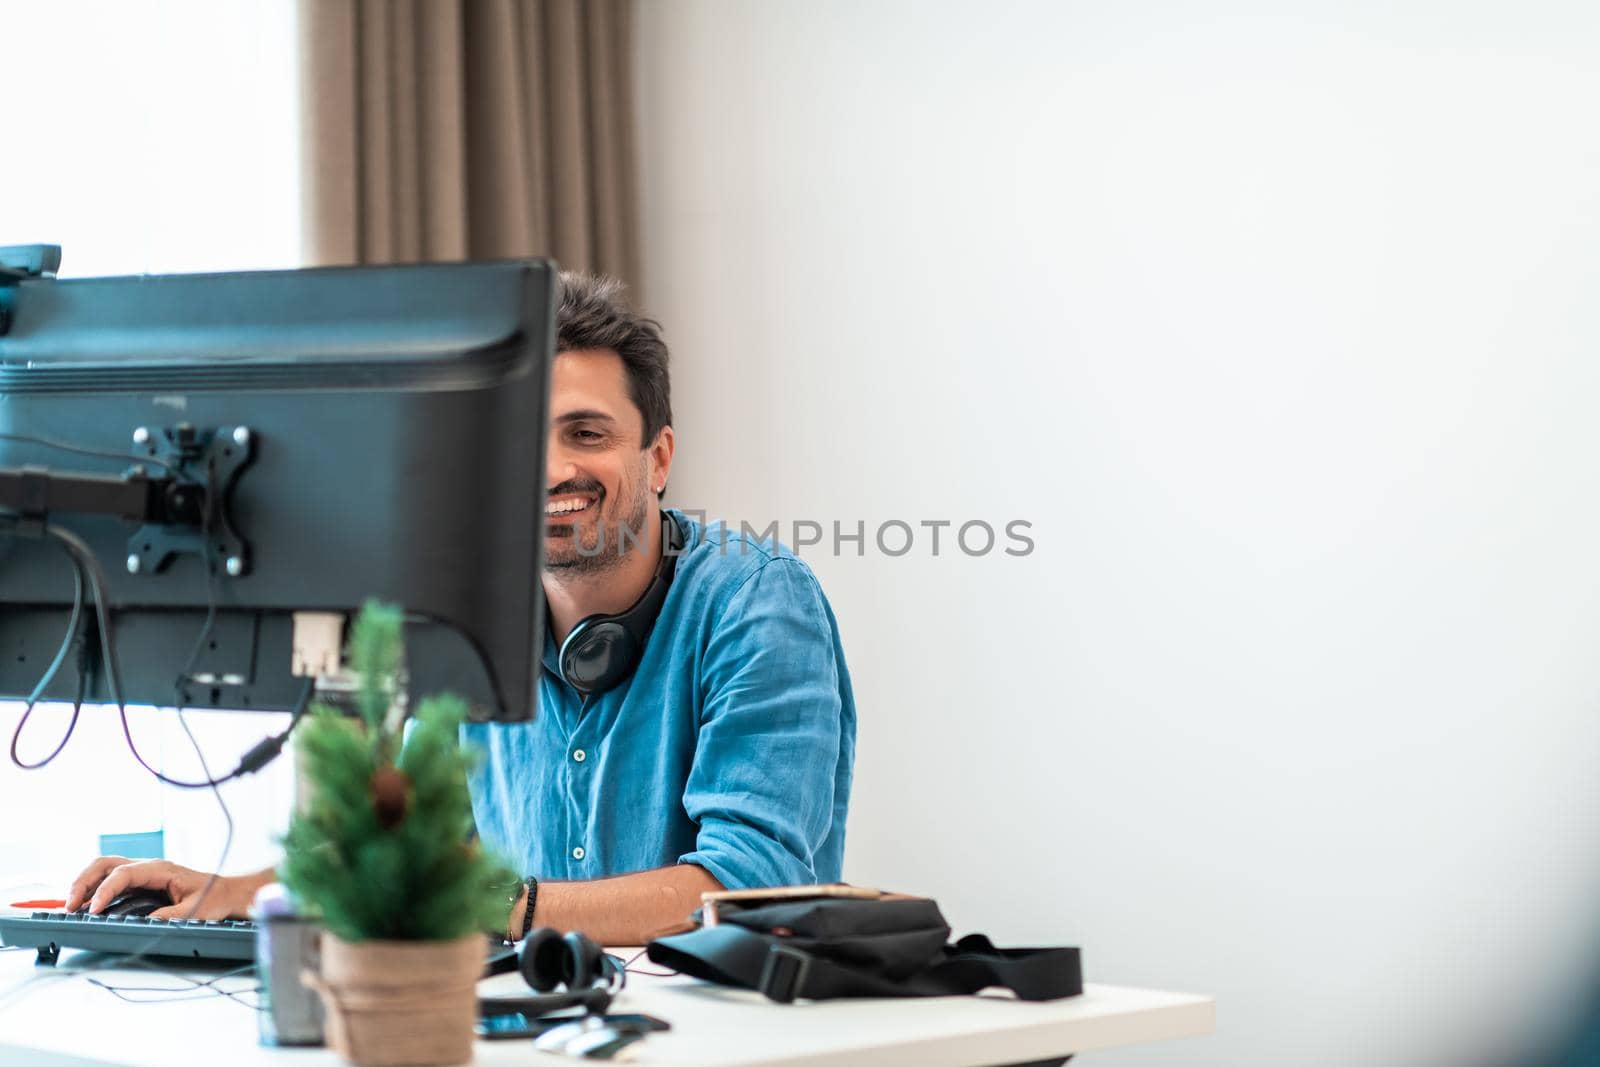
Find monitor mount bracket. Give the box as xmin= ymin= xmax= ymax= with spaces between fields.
xmin=0 ymin=422 xmax=257 ymax=577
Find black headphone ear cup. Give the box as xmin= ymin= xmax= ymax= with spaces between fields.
xmin=519 ymin=927 xmax=565 ymax=992
xmin=561 ymin=620 xmax=639 ymax=696
xmin=562 ymin=930 xmax=602 ymax=989
xmin=556 ymin=512 xmax=683 ymax=697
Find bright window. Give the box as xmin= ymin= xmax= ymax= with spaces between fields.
xmin=0 ymin=0 xmax=302 ymax=896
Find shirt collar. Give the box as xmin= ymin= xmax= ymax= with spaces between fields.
xmin=541 ymin=624 xmax=562 ymax=678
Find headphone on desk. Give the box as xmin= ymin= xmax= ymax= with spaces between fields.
xmin=558 ymin=511 xmax=683 ymax=697
xmin=519 ymin=928 xmax=626 ymax=998
xmin=481 ymin=927 xmax=627 ymax=1019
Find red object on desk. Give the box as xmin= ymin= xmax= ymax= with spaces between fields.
xmin=10 ymin=900 xmax=65 ymax=910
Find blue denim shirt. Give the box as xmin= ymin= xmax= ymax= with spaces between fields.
xmin=462 ymin=509 xmax=856 ymax=890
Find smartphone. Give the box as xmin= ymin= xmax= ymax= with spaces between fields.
xmin=475 ymin=1012 xmax=670 ymax=1041
xmin=476 ymin=1012 xmax=568 ymax=1040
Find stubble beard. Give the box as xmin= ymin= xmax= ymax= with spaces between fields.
xmin=545 ymin=484 xmax=654 ymax=580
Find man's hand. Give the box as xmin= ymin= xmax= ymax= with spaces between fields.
xmin=64 ymin=856 xmax=264 ymax=920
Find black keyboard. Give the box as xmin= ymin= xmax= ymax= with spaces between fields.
xmin=0 ymin=911 xmax=256 ymax=965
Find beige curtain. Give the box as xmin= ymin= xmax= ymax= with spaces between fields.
xmin=298 ymin=0 xmax=637 ymax=281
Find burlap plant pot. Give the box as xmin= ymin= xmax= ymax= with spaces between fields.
xmin=303 ymin=933 xmax=485 ymax=1067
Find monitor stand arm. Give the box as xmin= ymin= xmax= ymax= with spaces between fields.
xmin=0 ymin=243 xmax=63 ymax=335
xmin=0 ymin=422 xmax=256 ymax=576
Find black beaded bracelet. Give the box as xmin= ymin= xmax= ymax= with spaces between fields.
xmin=519 ymin=875 xmax=539 ymax=941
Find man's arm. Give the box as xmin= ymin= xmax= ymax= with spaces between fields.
xmin=502 ymin=558 xmax=846 ymax=944
xmin=505 ymin=863 xmax=722 ymax=945
xmin=66 ymin=853 xmax=716 ymax=941
xmin=676 ymin=557 xmax=848 ymax=889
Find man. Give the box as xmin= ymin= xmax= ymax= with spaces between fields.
xmin=65 ymin=273 xmax=857 ymax=946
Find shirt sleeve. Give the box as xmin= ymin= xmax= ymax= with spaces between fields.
xmin=677 ymin=557 xmax=844 ymax=890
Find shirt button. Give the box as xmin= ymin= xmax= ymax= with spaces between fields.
xmin=572 ymin=749 xmax=586 ymax=763
xmin=572 ymin=846 xmax=586 ymax=861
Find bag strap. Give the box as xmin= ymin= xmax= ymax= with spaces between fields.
xmin=647 ymin=926 xmax=1082 ymax=1004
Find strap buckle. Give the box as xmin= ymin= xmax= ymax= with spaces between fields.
xmin=757 ymin=944 xmax=812 ymax=1004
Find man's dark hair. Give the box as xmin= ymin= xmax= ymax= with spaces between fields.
xmin=556 ymin=272 xmax=672 ymax=446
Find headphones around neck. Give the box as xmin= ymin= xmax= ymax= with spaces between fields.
xmin=558 ymin=511 xmax=683 ymax=697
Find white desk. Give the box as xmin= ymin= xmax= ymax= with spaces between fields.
xmin=0 ymin=948 xmax=1213 ymax=1066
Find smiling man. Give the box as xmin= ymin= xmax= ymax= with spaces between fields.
xmin=66 ymin=272 xmax=857 ymax=946
xmin=458 ymin=272 xmax=857 ymax=943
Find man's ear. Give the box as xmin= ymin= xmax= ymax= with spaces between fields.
xmin=648 ymin=425 xmax=675 ymax=496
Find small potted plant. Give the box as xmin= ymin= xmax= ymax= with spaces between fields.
xmin=283 ymin=601 xmax=513 ymax=1067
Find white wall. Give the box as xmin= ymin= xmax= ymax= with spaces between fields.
xmin=633 ymin=3 xmax=1600 ymax=1063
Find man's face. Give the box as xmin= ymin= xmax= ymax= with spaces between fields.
xmin=545 ymin=349 xmax=671 ymax=577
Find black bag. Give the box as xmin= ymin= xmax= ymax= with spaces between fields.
xmin=647 ymin=897 xmax=1082 ymax=1004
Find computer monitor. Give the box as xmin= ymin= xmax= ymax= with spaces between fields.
xmin=0 ymin=251 xmax=553 ymax=722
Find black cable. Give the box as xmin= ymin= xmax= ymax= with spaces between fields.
xmin=44 ymin=525 xmax=122 ymax=701
xmin=8 ymin=535 xmax=89 ymax=770
xmin=166 ymin=522 xmax=235 ymax=928
xmin=112 ymin=676 xmax=313 ymax=790
xmin=86 ymin=961 xmax=264 ymax=1010
xmin=39 ymin=527 xmax=194 ymax=786
xmin=621 ymin=946 xmax=677 ymax=978
xmin=0 ymin=430 xmax=184 ymax=477
xmin=173 ymin=696 xmax=236 ymax=923
xmin=1 ymin=427 xmax=286 ymax=785
xmin=0 ymin=508 xmax=269 ymax=984
xmin=112 ymin=491 xmax=312 ymax=789
xmin=87 ymin=962 xmax=256 ymax=991
xmin=175 ymin=491 xmax=224 ymax=704
xmin=37 ymin=524 xmax=243 ymax=972
xmin=0 ymin=438 xmax=293 ymax=978
xmin=8 ymin=667 xmax=86 ymax=771
xmin=89 ymin=986 xmax=263 ymax=1007
xmin=5 ymin=524 xmax=308 ymax=782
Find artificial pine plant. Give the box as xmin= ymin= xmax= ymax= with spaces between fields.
xmin=280 ymin=600 xmax=514 ymax=941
